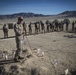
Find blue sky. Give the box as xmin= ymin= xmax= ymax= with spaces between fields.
xmin=0 ymin=0 xmax=76 ymax=15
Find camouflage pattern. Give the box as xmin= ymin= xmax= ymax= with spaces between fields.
xmin=28 ymin=22 xmax=32 ymax=34
xmin=55 ymin=22 xmax=59 ymax=31
xmin=3 ymin=24 xmax=8 ymax=38
xmin=72 ymin=21 xmax=75 ymax=31
xmin=34 ymin=22 xmax=38 ymax=34
xmin=61 ymin=21 xmax=64 ymax=31
xmin=63 ymin=19 xmax=70 ymax=31
xmin=46 ymin=20 xmax=50 ymax=32
xmin=49 ymin=22 xmax=53 ymax=32
xmin=14 ymin=17 xmax=26 ymax=61
xmin=66 ymin=22 xmax=69 ymax=31
xmin=41 ymin=21 xmax=45 ymax=33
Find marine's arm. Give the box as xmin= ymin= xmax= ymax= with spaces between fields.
xmin=14 ymin=24 xmax=23 ymax=36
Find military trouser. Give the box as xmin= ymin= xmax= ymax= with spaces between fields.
xmin=61 ymin=25 xmax=64 ymax=31
xmin=66 ymin=25 xmax=68 ymax=31
xmin=42 ymin=29 xmax=45 ymax=33
xmin=29 ymin=28 xmax=32 ymax=35
xmin=47 ymin=26 xmax=49 ymax=32
xmin=4 ymin=32 xmax=8 ymax=38
xmin=15 ymin=37 xmax=23 ymax=59
xmin=72 ymin=25 xmax=74 ymax=31
xmin=35 ymin=28 xmax=38 ymax=34
xmin=55 ymin=26 xmax=58 ymax=31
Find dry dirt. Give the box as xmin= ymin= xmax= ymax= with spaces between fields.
xmin=0 ymin=29 xmax=76 ymax=75
xmin=0 ymin=17 xmax=76 ymax=75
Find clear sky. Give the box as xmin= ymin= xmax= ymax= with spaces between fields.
xmin=0 ymin=0 xmax=76 ymax=15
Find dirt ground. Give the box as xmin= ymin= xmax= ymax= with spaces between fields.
xmin=0 ymin=17 xmax=76 ymax=75
xmin=0 ymin=29 xmax=76 ymax=75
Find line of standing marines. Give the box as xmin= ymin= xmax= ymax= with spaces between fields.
xmin=28 ymin=20 xmax=76 ymax=35
xmin=3 ymin=19 xmax=76 ymax=38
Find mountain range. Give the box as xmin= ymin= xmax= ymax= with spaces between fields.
xmin=0 ymin=10 xmax=76 ymax=19
xmin=59 ymin=10 xmax=76 ymax=17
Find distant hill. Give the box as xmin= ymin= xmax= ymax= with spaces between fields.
xmin=0 ymin=13 xmax=48 ymax=19
xmin=59 ymin=10 xmax=76 ymax=17
xmin=0 ymin=11 xmax=76 ymax=19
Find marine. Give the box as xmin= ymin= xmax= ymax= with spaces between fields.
xmin=28 ymin=22 xmax=32 ymax=35
xmin=14 ymin=16 xmax=26 ymax=62
xmin=3 ymin=24 xmax=8 ymax=38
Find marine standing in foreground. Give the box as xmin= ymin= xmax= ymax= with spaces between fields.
xmin=14 ymin=17 xmax=26 ymax=62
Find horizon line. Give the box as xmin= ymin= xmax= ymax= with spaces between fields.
xmin=0 ymin=10 xmax=76 ymax=15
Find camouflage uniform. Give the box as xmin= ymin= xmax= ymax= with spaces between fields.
xmin=38 ymin=22 xmax=41 ymax=32
xmin=58 ymin=22 xmax=61 ymax=31
xmin=46 ymin=20 xmax=50 ymax=32
xmin=47 ymin=24 xmax=50 ymax=32
xmin=72 ymin=21 xmax=75 ymax=31
xmin=41 ymin=22 xmax=45 ymax=33
xmin=14 ymin=17 xmax=26 ymax=61
xmin=55 ymin=22 xmax=58 ymax=31
xmin=61 ymin=21 xmax=64 ymax=31
xmin=35 ymin=22 xmax=38 ymax=34
xmin=3 ymin=24 xmax=8 ymax=38
xmin=37 ymin=22 xmax=40 ymax=33
xmin=66 ymin=22 xmax=69 ymax=31
xmin=49 ymin=22 xmax=53 ymax=32
xmin=28 ymin=22 xmax=32 ymax=34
